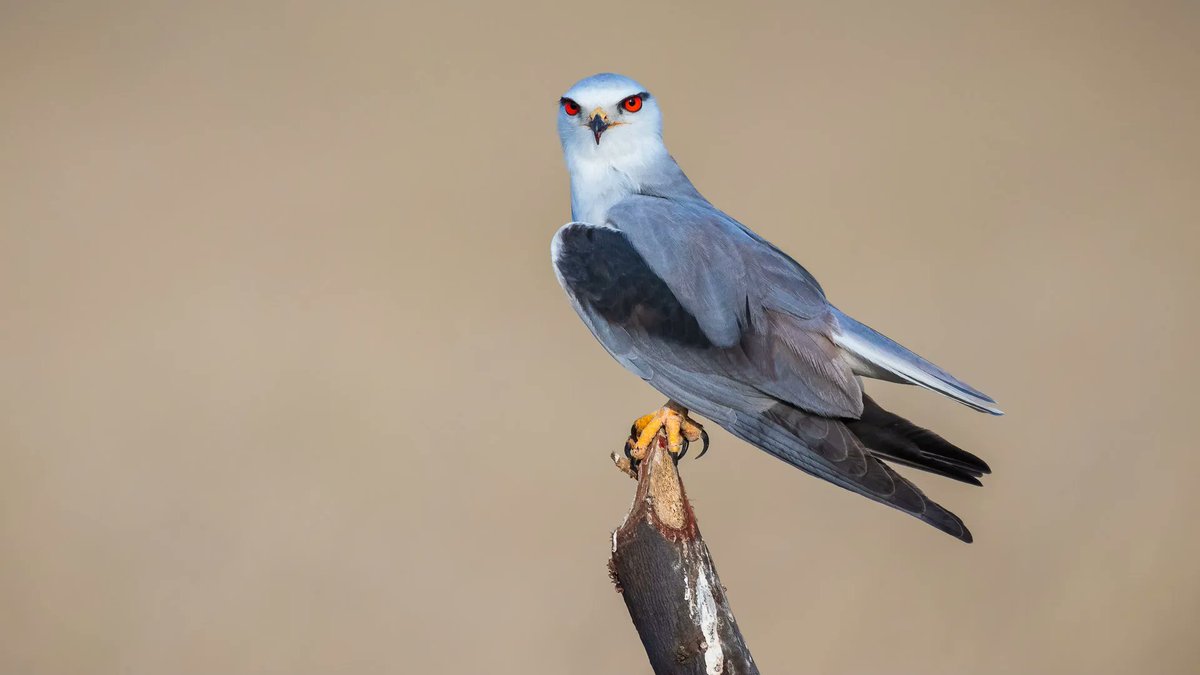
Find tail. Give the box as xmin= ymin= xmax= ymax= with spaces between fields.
xmin=846 ymin=395 xmax=991 ymax=486
xmin=718 ymin=400 xmax=974 ymax=542
xmin=830 ymin=307 xmax=1003 ymax=415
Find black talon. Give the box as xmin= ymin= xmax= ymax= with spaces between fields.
xmin=676 ymin=437 xmax=689 ymax=461
xmin=694 ymin=428 xmax=710 ymax=459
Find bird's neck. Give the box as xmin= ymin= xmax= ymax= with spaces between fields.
xmin=567 ymin=146 xmax=700 ymax=225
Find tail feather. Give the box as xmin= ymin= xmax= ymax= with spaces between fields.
xmin=718 ymin=401 xmax=974 ymax=542
xmin=830 ymin=307 xmax=1003 ymax=415
xmin=846 ymin=395 xmax=990 ymax=486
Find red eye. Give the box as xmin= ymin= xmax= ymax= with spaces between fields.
xmin=562 ymin=99 xmax=581 ymax=116
xmin=622 ymin=95 xmax=643 ymax=113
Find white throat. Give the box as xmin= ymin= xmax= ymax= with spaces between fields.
xmin=566 ymin=143 xmax=672 ymax=225
xmin=568 ymin=157 xmax=635 ymax=225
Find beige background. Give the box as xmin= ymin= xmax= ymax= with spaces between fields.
xmin=2 ymin=2 xmax=1198 ymax=673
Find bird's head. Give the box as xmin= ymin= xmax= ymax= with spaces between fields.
xmin=557 ymin=73 xmax=665 ymax=166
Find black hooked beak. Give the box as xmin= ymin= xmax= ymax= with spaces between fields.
xmin=588 ymin=113 xmax=609 ymax=145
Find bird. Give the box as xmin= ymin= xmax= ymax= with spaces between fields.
xmin=550 ymin=73 xmax=1001 ymax=542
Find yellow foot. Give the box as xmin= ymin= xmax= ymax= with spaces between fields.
xmin=624 ymin=402 xmax=708 ymax=466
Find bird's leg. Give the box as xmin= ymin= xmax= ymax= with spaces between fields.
xmin=623 ymin=401 xmax=708 ymax=471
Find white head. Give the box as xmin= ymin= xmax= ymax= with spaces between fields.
xmin=557 ymin=73 xmax=667 ymax=172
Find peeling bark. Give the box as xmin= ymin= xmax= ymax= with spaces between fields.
xmin=609 ymin=439 xmax=759 ymax=675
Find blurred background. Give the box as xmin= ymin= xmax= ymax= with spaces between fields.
xmin=2 ymin=2 xmax=1197 ymax=673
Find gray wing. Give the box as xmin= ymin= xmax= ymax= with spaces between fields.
xmin=831 ymin=307 xmax=1003 ymax=414
xmin=612 ymin=197 xmax=1002 ymax=416
xmin=605 ymin=196 xmax=862 ymax=418
xmin=606 ymin=197 xmax=830 ymax=341
xmin=551 ymin=214 xmax=973 ymax=541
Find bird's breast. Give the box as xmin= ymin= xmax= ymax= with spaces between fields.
xmin=568 ymin=161 xmax=638 ymax=226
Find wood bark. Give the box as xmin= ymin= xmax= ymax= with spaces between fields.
xmin=609 ymin=438 xmax=759 ymax=675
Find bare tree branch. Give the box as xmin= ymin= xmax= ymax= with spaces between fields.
xmin=609 ymin=436 xmax=759 ymax=675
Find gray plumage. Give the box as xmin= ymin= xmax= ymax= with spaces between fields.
xmin=552 ymin=73 xmax=1000 ymax=541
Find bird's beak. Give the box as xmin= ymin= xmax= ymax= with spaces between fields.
xmin=588 ymin=109 xmax=609 ymax=145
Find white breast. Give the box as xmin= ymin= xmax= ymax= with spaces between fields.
xmin=569 ymin=158 xmax=637 ymax=226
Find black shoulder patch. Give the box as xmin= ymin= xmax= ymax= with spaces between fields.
xmin=555 ymin=224 xmax=713 ymax=348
